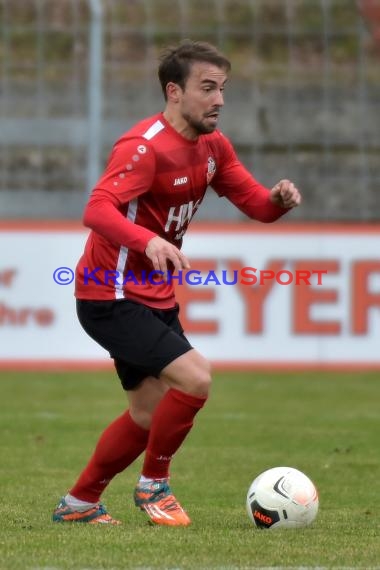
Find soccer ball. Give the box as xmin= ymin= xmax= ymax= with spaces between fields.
xmin=246 ymin=466 xmax=319 ymax=529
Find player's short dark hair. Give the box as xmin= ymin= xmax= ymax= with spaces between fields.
xmin=158 ymin=39 xmax=231 ymax=100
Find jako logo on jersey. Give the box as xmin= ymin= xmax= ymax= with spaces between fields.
xmin=173 ymin=176 xmax=188 ymax=186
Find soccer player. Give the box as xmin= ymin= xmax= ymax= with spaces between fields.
xmin=53 ymin=40 xmax=301 ymax=526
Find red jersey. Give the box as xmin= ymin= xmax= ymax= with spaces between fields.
xmin=75 ymin=112 xmax=286 ymax=308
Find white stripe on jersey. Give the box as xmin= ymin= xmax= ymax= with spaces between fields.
xmin=115 ymin=198 xmax=138 ymax=299
xmin=142 ymin=120 xmax=164 ymax=140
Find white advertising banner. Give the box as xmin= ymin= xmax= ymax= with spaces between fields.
xmin=1 ymin=222 xmax=379 ymax=369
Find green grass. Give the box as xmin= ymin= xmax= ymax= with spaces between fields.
xmin=1 ymin=370 xmax=380 ymax=569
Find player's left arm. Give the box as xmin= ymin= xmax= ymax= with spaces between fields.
xmin=269 ymin=179 xmax=301 ymax=209
xmin=211 ymin=133 xmax=301 ymax=222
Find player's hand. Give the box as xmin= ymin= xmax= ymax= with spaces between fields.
xmin=270 ymin=179 xmax=301 ymax=208
xmin=145 ymin=236 xmax=190 ymax=275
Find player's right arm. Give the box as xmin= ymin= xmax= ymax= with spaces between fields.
xmin=145 ymin=236 xmax=190 ymax=273
xmin=83 ymin=137 xmax=190 ymax=271
xmin=83 ymin=137 xmax=157 ymax=253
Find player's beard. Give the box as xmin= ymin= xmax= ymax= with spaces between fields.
xmin=182 ymin=111 xmax=218 ymax=135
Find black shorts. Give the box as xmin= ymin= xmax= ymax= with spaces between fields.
xmin=76 ymin=299 xmax=193 ymax=390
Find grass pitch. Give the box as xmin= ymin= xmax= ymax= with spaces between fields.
xmin=1 ymin=370 xmax=379 ymax=569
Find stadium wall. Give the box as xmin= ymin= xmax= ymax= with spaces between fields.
xmin=1 ymin=0 xmax=380 ymax=222
xmin=0 ymin=222 xmax=380 ymax=371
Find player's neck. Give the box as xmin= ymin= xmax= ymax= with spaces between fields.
xmin=162 ymin=110 xmax=199 ymax=142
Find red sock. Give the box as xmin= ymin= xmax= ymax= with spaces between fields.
xmin=70 ymin=410 xmax=149 ymax=502
xmin=142 ymin=388 xmax=207 ymax=480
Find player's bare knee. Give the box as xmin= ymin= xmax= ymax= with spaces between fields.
xmin=129 ymin=407 xmax=153 ymax=430
xmin=195 ymin=371 xmax=212 ymax=397
xmin=161 ymin=350 xmax=212 ymax=396
xmin=186 ymin=361 xmax=212 ymax=397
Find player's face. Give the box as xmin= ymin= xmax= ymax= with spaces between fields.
xmin=178 ymin=62 xmax=228 ymax=137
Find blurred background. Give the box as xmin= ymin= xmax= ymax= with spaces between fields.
xmin=0 ymin=0 xmax=379 ymax=222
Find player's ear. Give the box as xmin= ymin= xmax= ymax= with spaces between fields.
xmin=166 ymin=82 xmax=181 ymax=103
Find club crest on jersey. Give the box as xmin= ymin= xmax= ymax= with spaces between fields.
xmin=206 ymin=156 xmax=216 ymax=184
